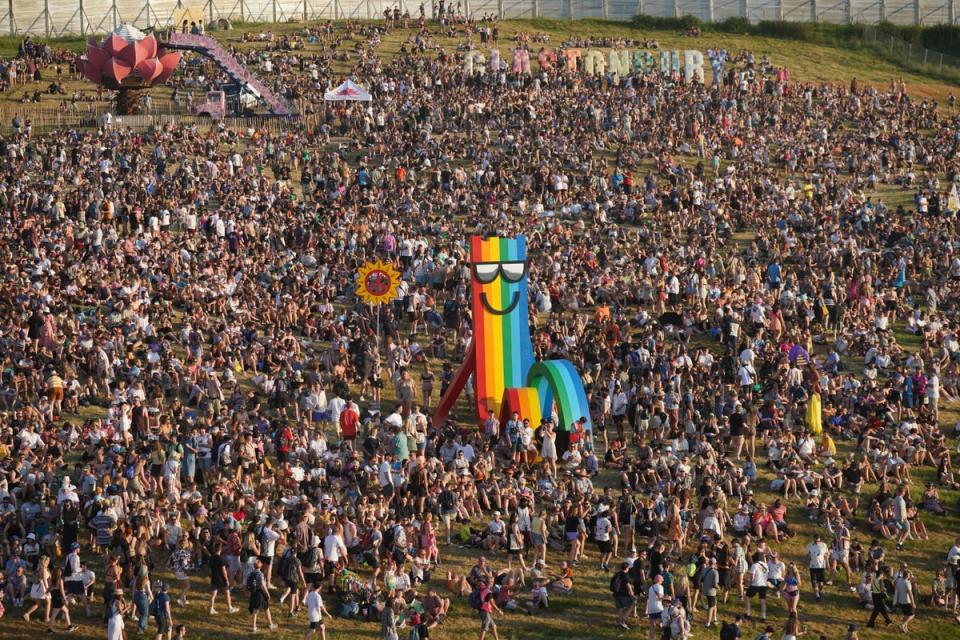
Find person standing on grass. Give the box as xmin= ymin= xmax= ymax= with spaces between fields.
xmin=892 ymin=486 xmax=910 ymax=550
xmin=806 ymin=534 xmax=829 ymax=601
xmin=700 ymin=557 xmax=719 ymax=628
xmin=782 ymin=612 xmax=804 ymax=640
xmin=381 ymin=595 xmax=399 ymax=640
xmin=744 ymin=551 xmax=769 ymax=622
xmin=595 ymin=504 xmax=614 ymax=572
xmin=259 ymin=519 xmax=283 ymax=590
xmin=47 ymin=566 xmax=78 ymax=633
xmin=782 ymin=563 xmax=802 ymax=615
xmin=611 ymin=561 xmax=636 ymax=630
xmin=646 ymin=573 xmax=666 ymax=640
xmin=248 ymin=557 xmax=277 ymax=633
xmin=893 ymin=568 xmax=916 ymax=632
xmin=304 ymin=582 xmax=331 ymax=640
xmin=478 ymin=575 xmax=502 ymax=640
xmin=278 ymin=544 xmax=306 ymax=616
xmin=107 ymin=588 xmax=127 ymax=640
xmin=23 ymin=555 xmax=51 ymax=623
xmin=153 ymin=582 xmax=173 ymax=640
xmin=168 ymin=538 xmax=193 ymax=607
xmin=828 ymin=517 xmax=854 ymax=591
xmin=209 ymin=542 xmax=239 ymax=615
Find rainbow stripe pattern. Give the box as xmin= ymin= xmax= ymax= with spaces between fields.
xmin=432 ymin=235 xmax=592 ymax=439
xmin=470 ymin=235 xmax=534 ymax=421
xmin=498 ymin=387 xmax=543 ymax=429
xmin=527 ymin=360 xmax=592 ymax=432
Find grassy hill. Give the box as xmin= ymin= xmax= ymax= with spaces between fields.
xmin=1 ymin=17 xmax=959 ymax=640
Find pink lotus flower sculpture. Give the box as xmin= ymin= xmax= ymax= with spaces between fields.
xmin=82 ymin=24 xmax=180 ymax=91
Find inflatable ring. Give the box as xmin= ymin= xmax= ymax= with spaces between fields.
xmin=526 ymin=360 xmax=592 ymax=433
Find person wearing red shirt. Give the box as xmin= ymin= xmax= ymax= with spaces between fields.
xmin=478 ymin=576 xmax=503 ymax=640
xmin=339 ymin=399 xmax=360 ymax=447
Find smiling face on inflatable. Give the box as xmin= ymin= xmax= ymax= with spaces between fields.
xmin=470 ymin=235 xmax=534 ymax=420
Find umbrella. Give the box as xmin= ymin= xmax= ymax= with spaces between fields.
xmin=658 ymin=311 xmax=683 ymax=327
xmin=788 ymin=344 xmax=811 ymax=366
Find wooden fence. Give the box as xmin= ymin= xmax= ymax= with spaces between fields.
xmin=0 ymin=103 xmax=317 ymax=135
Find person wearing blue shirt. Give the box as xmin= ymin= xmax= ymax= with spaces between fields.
xmin=766 ymin=261 xmax=781 ymax=289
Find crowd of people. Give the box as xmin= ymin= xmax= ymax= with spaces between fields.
xmin=0 ymin=12 xmax=958 ymax=640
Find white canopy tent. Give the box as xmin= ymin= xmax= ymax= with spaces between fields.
xmin=323 ymin=79 xmax=372 ymax=102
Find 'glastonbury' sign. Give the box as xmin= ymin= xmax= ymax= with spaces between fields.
xmin=463 ymin=48 xmax=731 ymax=83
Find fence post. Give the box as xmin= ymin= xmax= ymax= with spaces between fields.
xmin=913 ymin=0 xmax=920 ymax=23
xmin=843 ymin=0 xmax=850 ymax=22
xmin=638 ymin=0 xmax=644 ymax=15
xmin=240 ymin=0 xmax=245 ymax=22
xmin=603 ymin=0 xmax=609 ymax=19
xmin=208 ymin=0 xmax=214 ymax=25
xmin=741 ymin=0 xmax=749 ymax=21
xmin=534 ymin=0 xmax=540 ymax=17
xmin=272 ymin=0 xmax=277 ymax=22
xmin=777 ymin=0 xmax=783 ymax=20
xmin=44 ymin=0 xmax=50 ymax=36
xmin=947 ymin=0 xmax=955 ymax=24
xmin=79 ymin=0 xmax=86 ymax=35
xmin=7 ymin=0 xmax=12 ymax=36
xmin=878 ymin=0 xmax=884 ymax=21
xmin=707 ymin=0 xmax=714 ymax=21
xmin=673 ymin=0 xmax=679 ymax=16
xmin=498 ymin=0 xmax=503 ymax=18
xmin=568 ymin=0 xmax=574 ymax=18
xmin=809 ymin=0 xmax=816 ymax=21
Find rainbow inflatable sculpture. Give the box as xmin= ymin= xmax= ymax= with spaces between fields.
xmin=433 ymin=235 xmax=592 ymax=437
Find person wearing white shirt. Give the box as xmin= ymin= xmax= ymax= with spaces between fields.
xmin=806 ymin=534 xmax=829 ymax=600
xmin=766 ymin=553 xmax=785 ymax=593
xmin=646 ymin=575 xmax=666 ymax=638
xmin=737 ymin=363 xmax=755 ymax=389
xmin=323 ymin=530 xmax=347 ymax=565
xmin=260 ymin=522 xmax=282 ymax=588
xmin=928 ymin=371 xmax=941 ymax=420
xmin=744 ymin=552 xmax=770 ymax=620
xmin=946 ymin=538 xmax=960 ymax=566
xmin=594 ymin=507 xmax=614 ymax=571
xmin=326 ymin=394 xmax=346 ymax=433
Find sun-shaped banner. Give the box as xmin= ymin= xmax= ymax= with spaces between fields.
xmin=356 ymin=260 xmax=402 ymax=305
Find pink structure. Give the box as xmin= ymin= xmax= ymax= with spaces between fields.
xmin=82 ymin=25 xmax=180 ymax=90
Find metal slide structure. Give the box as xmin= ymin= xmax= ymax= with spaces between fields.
xmin=163 ymin=31 xmax=294 ymax=117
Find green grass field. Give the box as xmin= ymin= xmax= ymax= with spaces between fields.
xmin=2 ymin=17 xmax=960 ymax=640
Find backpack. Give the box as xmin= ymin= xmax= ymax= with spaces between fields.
xmin=246 ymin=571 xmax=259 ymax=593
xmin=281 ymin=551 xmax=300 ymax=583
xmin=149 ymin=596 xmax=161 ymax=617
xmin=277 ymin=551 xmax=292 ymax=582
xmin=467 ymin=587 xmax=483 ymax=610
xmin=610 ymin=571 xmax=626 ymax=594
